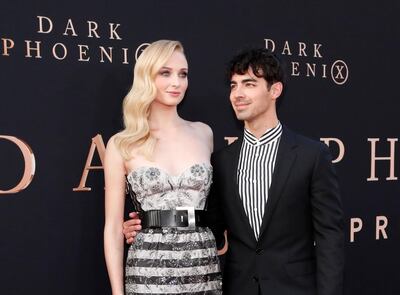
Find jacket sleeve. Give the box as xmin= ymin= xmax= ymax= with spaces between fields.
xmin=311 ymin=143 xmax=345 ymax=295
xmin=206 ymin=152 xmax=227 ymax=249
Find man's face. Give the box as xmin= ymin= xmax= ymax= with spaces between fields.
xmin=229 ymin=68 xmax=278 ymax=123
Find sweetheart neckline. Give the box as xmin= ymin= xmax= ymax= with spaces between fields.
xmin=126 ymin=162 xmax=212 ymax=178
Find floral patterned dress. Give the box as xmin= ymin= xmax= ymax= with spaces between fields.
xmin=125 ymin=163 xmax=222 ymax=295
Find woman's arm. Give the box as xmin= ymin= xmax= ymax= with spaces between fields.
xmin=104 ymin=136 xmax=126 ymax=295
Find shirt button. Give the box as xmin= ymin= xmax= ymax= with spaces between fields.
xmin=253 ymin=180 xmax=256 ymax=184
xmin=254 ymin=208 xmax=258 ymax=211
xmin=256 ymin=248 xmax=264 ymax=255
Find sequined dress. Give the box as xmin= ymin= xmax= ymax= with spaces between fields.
xmin=125 ymin=163 xmax=222 ymax=295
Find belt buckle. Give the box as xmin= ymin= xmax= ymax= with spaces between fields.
xmin=176 ymin=206 xmax=196 ymax=230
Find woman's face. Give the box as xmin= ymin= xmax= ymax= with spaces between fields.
xmin=154 ymin=50 xmax=188 ymax=107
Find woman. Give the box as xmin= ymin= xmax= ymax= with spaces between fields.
xmin=104 ymin=40 xmax=222 ymax=295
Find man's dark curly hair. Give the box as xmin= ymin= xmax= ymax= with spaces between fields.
xmin=227 ymin=48 xmax=285 ymax=90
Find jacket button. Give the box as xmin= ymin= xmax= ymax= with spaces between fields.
xmin=253 ymin=276 xmax=259 ymax=282
xmin=255 ymin=248 xmax=264 ymax=255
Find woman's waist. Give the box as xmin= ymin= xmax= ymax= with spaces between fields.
xmin=139 ymin=207 xmax=207 ymax=229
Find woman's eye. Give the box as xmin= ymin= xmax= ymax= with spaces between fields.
xmin=160 ymin=71 xmax=170 ymax=76
xmin=179 ymin=72 xmax=188 ymax=78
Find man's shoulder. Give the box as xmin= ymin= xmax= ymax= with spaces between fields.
xmin=212 ymin=136 xmax=242 ymax=158
xmin=283 ymin=125 xmax=328 ymax=154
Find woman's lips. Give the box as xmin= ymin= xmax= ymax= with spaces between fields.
xmin=167 ymin=91 xmax=181 ymax=97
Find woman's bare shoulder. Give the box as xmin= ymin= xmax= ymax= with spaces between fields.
xmin=106 ymin=132 xmax=141 ymax=160
xmin=105 ymin=133 xmax=124 ymax=162
xmin=187 ymin=121 xmax=213 ymax=138
xmin=186 ymin=121 xmax=214 ymax=152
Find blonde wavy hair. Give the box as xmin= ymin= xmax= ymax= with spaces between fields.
xmin=114 ymin=40 xmax=184 ymax=160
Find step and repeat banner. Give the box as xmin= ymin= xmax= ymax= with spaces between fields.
xmin=1 ymin=1 xmax=399 ymax=294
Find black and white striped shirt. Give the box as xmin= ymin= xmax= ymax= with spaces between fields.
xmin=237 ymin=122 xmax=282 ymax=239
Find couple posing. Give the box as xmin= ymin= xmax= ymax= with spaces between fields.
xmin=104 ymin=40 xmax=344 ymax=295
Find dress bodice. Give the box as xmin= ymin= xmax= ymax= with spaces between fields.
xmin=126 ymin=163 xmax=212 ymax=211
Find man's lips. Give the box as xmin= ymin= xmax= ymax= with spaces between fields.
xmin=234 ymin=102 xmax=250 ymax=110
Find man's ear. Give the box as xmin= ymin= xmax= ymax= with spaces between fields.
xmin=271 ymin=82 xmax=283 ymax=100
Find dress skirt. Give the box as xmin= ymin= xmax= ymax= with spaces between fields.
xmin=125 ymin=227 xmax=222 ymax=295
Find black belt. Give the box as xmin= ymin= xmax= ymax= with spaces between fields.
xmin=140 ymin=207 xmax=207 ymax=229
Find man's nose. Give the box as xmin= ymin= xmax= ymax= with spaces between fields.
xmin=232 ymin=86 xmax=244 ymax=100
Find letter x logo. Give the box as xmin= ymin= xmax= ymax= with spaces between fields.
xmin=331 ymin=60 xmax=349 ymax=85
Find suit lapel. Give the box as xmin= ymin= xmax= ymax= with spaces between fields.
xmin=258 ymin=126 xmax=298 ymax=240
xmin=227 ymin=136 xmax=258 ymax=244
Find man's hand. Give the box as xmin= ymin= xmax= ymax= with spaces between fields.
xmin=217 ymin=230 xmax=228 ymax=256
xmin=122 ymin=212 xmax=142 ymax=244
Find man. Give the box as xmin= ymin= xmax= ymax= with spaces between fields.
xmin=123 ymin=48 xmax=344 ymax=295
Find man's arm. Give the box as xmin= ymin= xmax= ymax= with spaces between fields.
xmin=311 ymin=143 xmax=345 ymax=295
xmin=206 ymin=153 xmax=227 ymax=252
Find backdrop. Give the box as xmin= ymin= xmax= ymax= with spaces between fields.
xmin=1 ymin=1 xmax=399 ymax=294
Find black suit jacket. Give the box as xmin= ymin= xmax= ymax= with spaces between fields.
xmin=207 ymin=126 xmax=344 ymax=295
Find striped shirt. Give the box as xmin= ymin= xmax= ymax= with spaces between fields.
xmin=237 ymin=122 xmax=282 ymax=239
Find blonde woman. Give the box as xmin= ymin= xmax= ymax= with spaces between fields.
xmin=104 ymin=40 xmax=222 ymax=295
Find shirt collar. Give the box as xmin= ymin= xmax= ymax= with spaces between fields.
xmin=243 ymin=121 xmax=282 ymax=146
